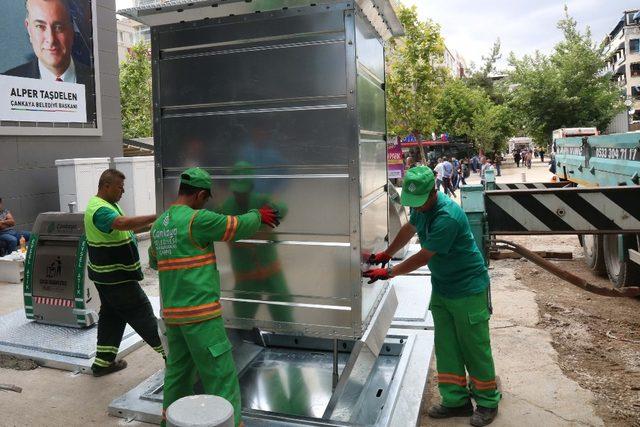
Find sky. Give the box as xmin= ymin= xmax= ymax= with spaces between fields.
xmin=399 ymin=0 xmax=636 ymax=71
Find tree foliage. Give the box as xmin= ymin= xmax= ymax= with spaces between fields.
xmin=120 ymin=42 xmax=153 ymax=139
xmin=507 ymin=8 xmax=622 ymax=146
xmin=386 ymin=6 xmax=448 ymax=136
xmin=465 ymin=39 xmax=505 ymax=104
xmin=435 ymin=79 xmax=513 ymax=154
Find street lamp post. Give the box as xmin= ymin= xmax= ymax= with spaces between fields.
xmin=624 ymin=98 xmax=634 ymax=131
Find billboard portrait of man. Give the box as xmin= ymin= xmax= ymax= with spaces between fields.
xmin=0 ymin=0 xmax=96 ymax=124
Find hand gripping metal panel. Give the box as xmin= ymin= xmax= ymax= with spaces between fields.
xmin=149 ymin=5 xmax=393 ymax=340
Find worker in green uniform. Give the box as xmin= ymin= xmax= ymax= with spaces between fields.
xmin=84 ymin=169 xmax=164 ymax=377
xmin=218 ymin=161 xmax=293 ymax=323
xmin=363 ymin=166 xmax=501 ymax=426
xmin=149 ymin=167 xmax=281 ymax=427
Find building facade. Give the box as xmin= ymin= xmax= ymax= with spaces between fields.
xmin=442 ymin=46 xmax=467 ymax=78
xmin=603 ymin=9 xmax=640 ymax=122
xmin=117 ymin=17 xmax=151 ymax=64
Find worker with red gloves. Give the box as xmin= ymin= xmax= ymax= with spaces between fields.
xmin=363 ymin=166 xmax=501 ymax=427
xmin=149 ymin=167 xmax=281 ymax=427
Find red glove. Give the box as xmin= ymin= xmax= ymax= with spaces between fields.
xmin=362 ymin=268 xmax=391 ymax=284
xmin=368 ymin=252 xmax=392 ymax=267
xmin=258 ymin=205 xmax=281 ymax=228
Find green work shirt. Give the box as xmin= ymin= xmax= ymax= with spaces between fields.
xmin=410 ymin=192 xmax=489 ymax=298
xmin=149 ymin=204 xmax=262 ymax=326
xmin=93 ymin=206 xmax=119 ymax=233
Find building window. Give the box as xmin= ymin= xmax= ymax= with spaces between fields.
xmin=631 ymin=63 xmax=640 ymax=77
xmin=631 ymin=39 xmax=640 ymax=54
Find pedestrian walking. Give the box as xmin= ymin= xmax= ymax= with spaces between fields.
xmin=149 ymin=167 xmax=282 ymax=427
xmin=434 ymin=158 xmax=444 ymax=192
xmin=513 ymin=151 xmax=521 ymax=168
xmin=83 ymin=169 xmax=164 ymax=377
xmin=442 ymin=158 xmax=455 ymax=197
xmin=364 ymin=167 xmax=501 ymax=427
xmin=494 ymin=154 xmax=503 ymax=177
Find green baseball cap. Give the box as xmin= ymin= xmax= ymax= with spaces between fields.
xmin=401 ymin=166 xmax=436 ymax=207
xmin=180 ymin=167 xmax=212 ymax=191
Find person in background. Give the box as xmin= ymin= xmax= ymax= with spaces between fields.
xmin=0 ymin=198 xmax=31 ymax=255
xmin=549 ymin=152 xmax=557 ymax=175
xmin=494 ymin=153 xmax=503 ymax=177
xmin=471 ymin=155 xmax=480 ymax=174
xmin=406 ymin=156 xmax=417 ymax=169
xmin=442 ymin=157 xmax=455 ymax=197
xmin=539 ymin=148 xmax=546 ymax=163
xmin=460 ymin=158 xmax=470 ymax=186
xmin=513 ymin=150 xmax=521 ymax=168
xmin=434 ymin=158 xmax=444 ymax=192
xmin=480 ymin=158 xmax=493 ymax=187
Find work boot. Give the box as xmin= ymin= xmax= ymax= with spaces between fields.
xmin=427 ymin=401 xmax=474 ymax=419
xmin=470 ymin=405 xmax=498 ymax=426
xmin=92 ymin=359 xmax=128 ymax=377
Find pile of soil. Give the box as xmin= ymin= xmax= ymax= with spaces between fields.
xmin=0 ymin=354 xmax=38 ymax=371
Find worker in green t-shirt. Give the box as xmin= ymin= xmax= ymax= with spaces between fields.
xmin=149 ymin=167 xmax=281 ymax=427
xmin=363 ymin=166 xmax=501 ymax=427
xmin=84 ymin=169 xmax=164 ymax=377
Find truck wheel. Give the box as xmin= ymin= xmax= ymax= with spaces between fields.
xmin=603 ymin=234 xmax=640 ymax=288
xmin=580 ymin=234 xmax=606 ymax=275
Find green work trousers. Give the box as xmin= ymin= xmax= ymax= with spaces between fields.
xmin=162 ymin=317 xmax=242 ymax=427
xmin=430 ymin=289 xmax=501 ymax=409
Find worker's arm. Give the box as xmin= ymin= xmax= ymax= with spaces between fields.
xmin=391 ymin=248 xmax=433 ymax=276
xmin=93 ymin=207 xmax=156 ymax=233
xmin=385 ymin=222 xmax=417 ymax=258
xmin=190 ymin=209 xmax=263 ymax=246
xmin=111 ymin=215 xmax=157 ymax=231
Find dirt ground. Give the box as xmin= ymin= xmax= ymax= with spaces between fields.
xmin=511 ymin=235 xmax=640 ymax=426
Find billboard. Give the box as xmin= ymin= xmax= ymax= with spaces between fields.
xmin=0 ymin=0 xmax=96 ymax=126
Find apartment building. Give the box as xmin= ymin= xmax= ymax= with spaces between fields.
xmin=442 ymin=46 xmax=467 ymax=78
xmin=116 ymin=17 xmax=151 ymax=64
xmin=603 ymin=9 xmax=640 ymax=121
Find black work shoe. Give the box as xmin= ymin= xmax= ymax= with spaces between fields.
xmin=92 ymin=360 xmax=128 ymax=377
xmin=470 ymin=405 xmax=498 ymax=426
xmin=427 ymin=401 xmax=474 ymax=419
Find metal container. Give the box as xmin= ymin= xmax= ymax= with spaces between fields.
xmin=120 ymin=0 xmax=402 ymax=340
xmin=23 ymin=212 xmax=99 ymax=328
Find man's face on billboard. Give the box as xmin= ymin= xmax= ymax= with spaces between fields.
xmin=25 ymin=0 xmax=74 ymax=76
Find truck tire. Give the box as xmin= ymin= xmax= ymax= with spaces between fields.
xmin=579 ymin=234 xmax=607 ymax=276
xmin=603 ymin=234 xmax=640 ymax=288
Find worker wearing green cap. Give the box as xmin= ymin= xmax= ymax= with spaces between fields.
xmin=149 ymin=167 xmax=281 ymax=427
xmin=364 ymin=166 xmax=501 ymax=426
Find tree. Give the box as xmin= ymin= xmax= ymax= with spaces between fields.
xmin=120 ymin=42 xmax=153 ymax=139
xmin=465 ymin=39 xmax=507 ymax=105
xmin=435 ymin=79 xmax=513 ymax=155
xmin=469 ymin=104 xmax=513 ymax=155
xmin=386 ymin=6 xmax=448 ymax=137
xmin=507 ymin=8 xmax=622 ymax=146
xmin=435 ymin=78 xmax=490 ymax=140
